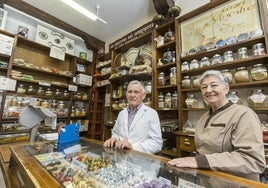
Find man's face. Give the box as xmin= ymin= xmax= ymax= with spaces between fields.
xmin=126 ymin=83 xmax=146 ymax=109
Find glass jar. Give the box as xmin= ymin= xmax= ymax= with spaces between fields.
xmin=193 ymin=76 xmax=200 ymax=88
xmin=181 ymin=75 xmax=191 ymax=89
xmin=45 ymin=88 xmax=53 ymax=97
xmin=82 ymin=92 xmax=88 ymax=100
xmin=50 ymin=100 xmax=58 ymax=109
xmin=10 ymin=96 xmax=18 ymax=106
xmin=189 ymin=59 xmax=199 ymax=70
xmin=200 ymin=57 xmax=210 ymax=68
xmin=172 ymin=91 xmax=178 ymax=108
xmin=63 ymin=90 xmax=70 ymax=98
xmin=251 ymin=64 xmax=268 ymax=81
xmin=20 ymin=98 xmax=27 ymax=107
xmin=144 ymin=81 xmax=152 ymax=94
xmin=211 ymin=54 xmax=222 ymax=65
xmin=158 ymin=92 xmax=164 ymax=109
xmin=237 ymin=47 xmax=249 ymax=59
xmin=37 ymin=87 xmax=45 ymax=96
xmin=185 ymin=94 xmax=199 ymax=108
xmin=54 ymin=89 xmax=62 ymax=97
xmin=227 ymin=91 xmax=243 ymax=104
xmin=144 ymin=97 xmax=152 ymax=107
xmin=253 ymin=43 xmax=266 ymax=56
xmin=80 ymin=108 xmax=86 ymax=117
xmin=181 ymin=61 xmax=189 ymax=71
xmin=164 ymin=92 xmax=172 ymax=108
xmin=41 ymin=100 xmax=49 ymax=108
xmin=170 ymin=67 xmax=177 ymax=85
xmin=172 ymin=51 xmax=176 ymax=62
xmin=221 ymin=69 xmax=233 ymax=84
xmin=158 ymin=72 xmax=165 ymax=86
xmin=119 ymin=99 xmax=127 ymax=109
xmin=75 ymin=108 xmax=81 ymax=117
xmin=57 ymin=101 xmax=65 ymax=112
xmin=17 ymin=84 xmax=26 ymax=94
xmin=163 ymin=49 xmax=172 ymax=63
xmin=164 ymin=28 xmax=175 ymax=43
xmin=27 ymin=85 xmax=36 ymax=94
xmin=223 ymin=51 xmax=234 ymax=62
xmin=234 ymin=67 xmax=249 ymax=83
xmin=247 ymin=89 xmax=268 ymax=108
xmin=71 ymin=106 xmax=75 ymax=117
xmin=112 ymin=100 xmax=119 ymax=110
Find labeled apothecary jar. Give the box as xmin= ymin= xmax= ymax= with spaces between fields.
xmin=221 ymin=69 xmax=233 ymax=84
xmin=158 ymin=72 xmax=165 ymax=86
xmin=200 ymin=57 xmax=210 ymax=68
xmin=223 ymin=51 xmax=234 ymax=62
xmin=27 ymin=85 xmax=36 ymax=94
xmin=181 ymin=75 xmax=191 ymax=89
xmin=17 ymin=84 xmax=26 ymax=94
xmin=247 ymin=89 xmax=268 ymax=108
xmin=164 ymin=92 xmax=172 ymax=108
xmin=227 ymin=91 xmax=243 ymax=104
xmin=172 ymin=91 xmax=178 ymax=108
xmin=234 ymin=67 xmax=249 ymax=83
xmin=181 ymin=61 xmax=189 ymax=71
xmin=189 ymin=59 xmax=199 ymax=70
xmin=170 ymin=67 xmax=177 ymax=85
xmin=185 ymin=94 xmax=199 ymax=108
xmin=82 ymin=92 xmax=88 ymax=100
xmin=37 ymin=87 xmax=45 ymax=96
xmin=193 ymin=76 xmax=200 ymax=88
xmin=158 ymin=92 xmax=164 ymax=108
xmin=211 ymin=54 xmax=222 ymax=65
xmin=237 ymin=47 xmax=249 ymax=59
xmin=253 ymin=43 xmax=266 ymax=56
xmin=251 ymin=64 xmax=268 ymax=81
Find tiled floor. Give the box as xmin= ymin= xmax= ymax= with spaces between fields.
xmin=0 ymin=168 xmax=6 ymax=188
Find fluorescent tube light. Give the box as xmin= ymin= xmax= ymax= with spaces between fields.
xmin=61 ymin=0 xmax=98 ymax=21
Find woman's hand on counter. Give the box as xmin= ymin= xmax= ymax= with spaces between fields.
xmin=168 ymin=157 xmax=198 ymax=168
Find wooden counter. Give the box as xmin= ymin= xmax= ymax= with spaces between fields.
xmin=1 ymin=138 xmax=268 ymax=188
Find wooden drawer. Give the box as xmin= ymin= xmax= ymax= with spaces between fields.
xmin=179 ymin=136 xmax=196 ymax=151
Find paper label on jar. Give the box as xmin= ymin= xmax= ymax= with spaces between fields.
xmin=68 ymin=84 xmax=78 ymax=92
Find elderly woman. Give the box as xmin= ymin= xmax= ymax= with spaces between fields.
xmin=168 ymin=70 xmax=266 ymax=181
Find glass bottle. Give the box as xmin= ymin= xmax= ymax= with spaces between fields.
xmin=170 ymin=67 xmax=177 ymax=85
xmin=17 ymin=84 xmax=26 ymax=94
xmin=185 ymin=94 xmax=199 ymax=108
xmin=27 ymin=85 xmax=36 ymax=94
xmin=172 ymin=91 xmax=178 ymax=108
xmin=158 ymin=72 xmax=165 ymax=86
xmin=189 ymin=59 xmax=199 ymax=70
xmin=145 ymin=81 xmax=152 ymax=94
xmin=158 ymin=92 xmax=164 ymax=109
xmin=37 ymin=86 xmax=45 ymax=96
xmin=181 ymin=61 xmax=189 ymax=71
xmin=181 ymin=75 xmax=191 ymax=89
xmin=164 ymin=92 xmax=172 ymax=108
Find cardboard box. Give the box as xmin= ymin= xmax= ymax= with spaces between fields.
xmin=75 ymin=74 xmax=92 ymax=86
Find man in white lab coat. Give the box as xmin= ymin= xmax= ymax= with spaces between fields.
xmin=103 ymin=80 xmax=163 ymax=154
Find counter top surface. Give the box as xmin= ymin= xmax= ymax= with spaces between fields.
xmin=5 ymin=138 xmax=268 ymax=188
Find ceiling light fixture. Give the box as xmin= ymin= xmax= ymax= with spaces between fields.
xmin=60 ymin=0 xmax=107 ymax=24
xmin=61 ymin=0 xmax=98 ymax=21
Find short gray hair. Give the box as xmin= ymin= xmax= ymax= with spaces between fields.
xmin=199 ymin=70 xmax=229 ymax=86
xmin=128 ymin=80 xmax=145 ymax=93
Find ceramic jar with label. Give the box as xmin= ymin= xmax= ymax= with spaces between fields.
xmin=185 ymin=94 xmax=199 ymax=108
xmin=234 ymin=67 xmax=249 ymax=83
xmin=251 ymin=64 xmax=268 ymax=81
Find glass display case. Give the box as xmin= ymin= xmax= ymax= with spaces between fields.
xmin=5 ymin=138 xmax=268 ymax=188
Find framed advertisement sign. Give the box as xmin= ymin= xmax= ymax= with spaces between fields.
xmin=180 ymin=0 xmax=262 ymax=53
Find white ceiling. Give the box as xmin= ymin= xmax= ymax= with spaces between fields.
xmin=22 ymin=0 xmax=157 ymax=45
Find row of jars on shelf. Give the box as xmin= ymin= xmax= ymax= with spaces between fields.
xmin=158 ymin=91 xmax=178 ymax=109
xmin=112 ymin=97 xmax=153 ymax=110
xmin=16 ymin=84 xmax=89 ymax=100
xmin=182 ymin=64 xmax=268 ymax=89
xmin=181 ymin=43 xmax=266 ymax=72
xmin=158 ymin=67 xmax=177 ymax=86
xmin=185 ymin=89 xmax=268 ymax=109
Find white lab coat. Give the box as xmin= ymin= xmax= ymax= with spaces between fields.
xmin=111 ymin=104 xmax=163 ymax=154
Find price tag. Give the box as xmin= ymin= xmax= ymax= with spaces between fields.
xmin=49 ymin=46 xmax=65 ymax=61
xmin=68 ymin=85 xmax=77 ymax=92
xmin=39 ymin=81 xmax=51 ymax=87
xmin=178 ymin=178 xmax=205 ymax=188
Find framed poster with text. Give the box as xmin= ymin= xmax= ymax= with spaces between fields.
xmin=180 ymin=0 xmax=262 ymax=53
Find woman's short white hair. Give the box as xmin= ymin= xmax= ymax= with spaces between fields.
xmin=199 ymin=70 xmax=229 ymax=86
